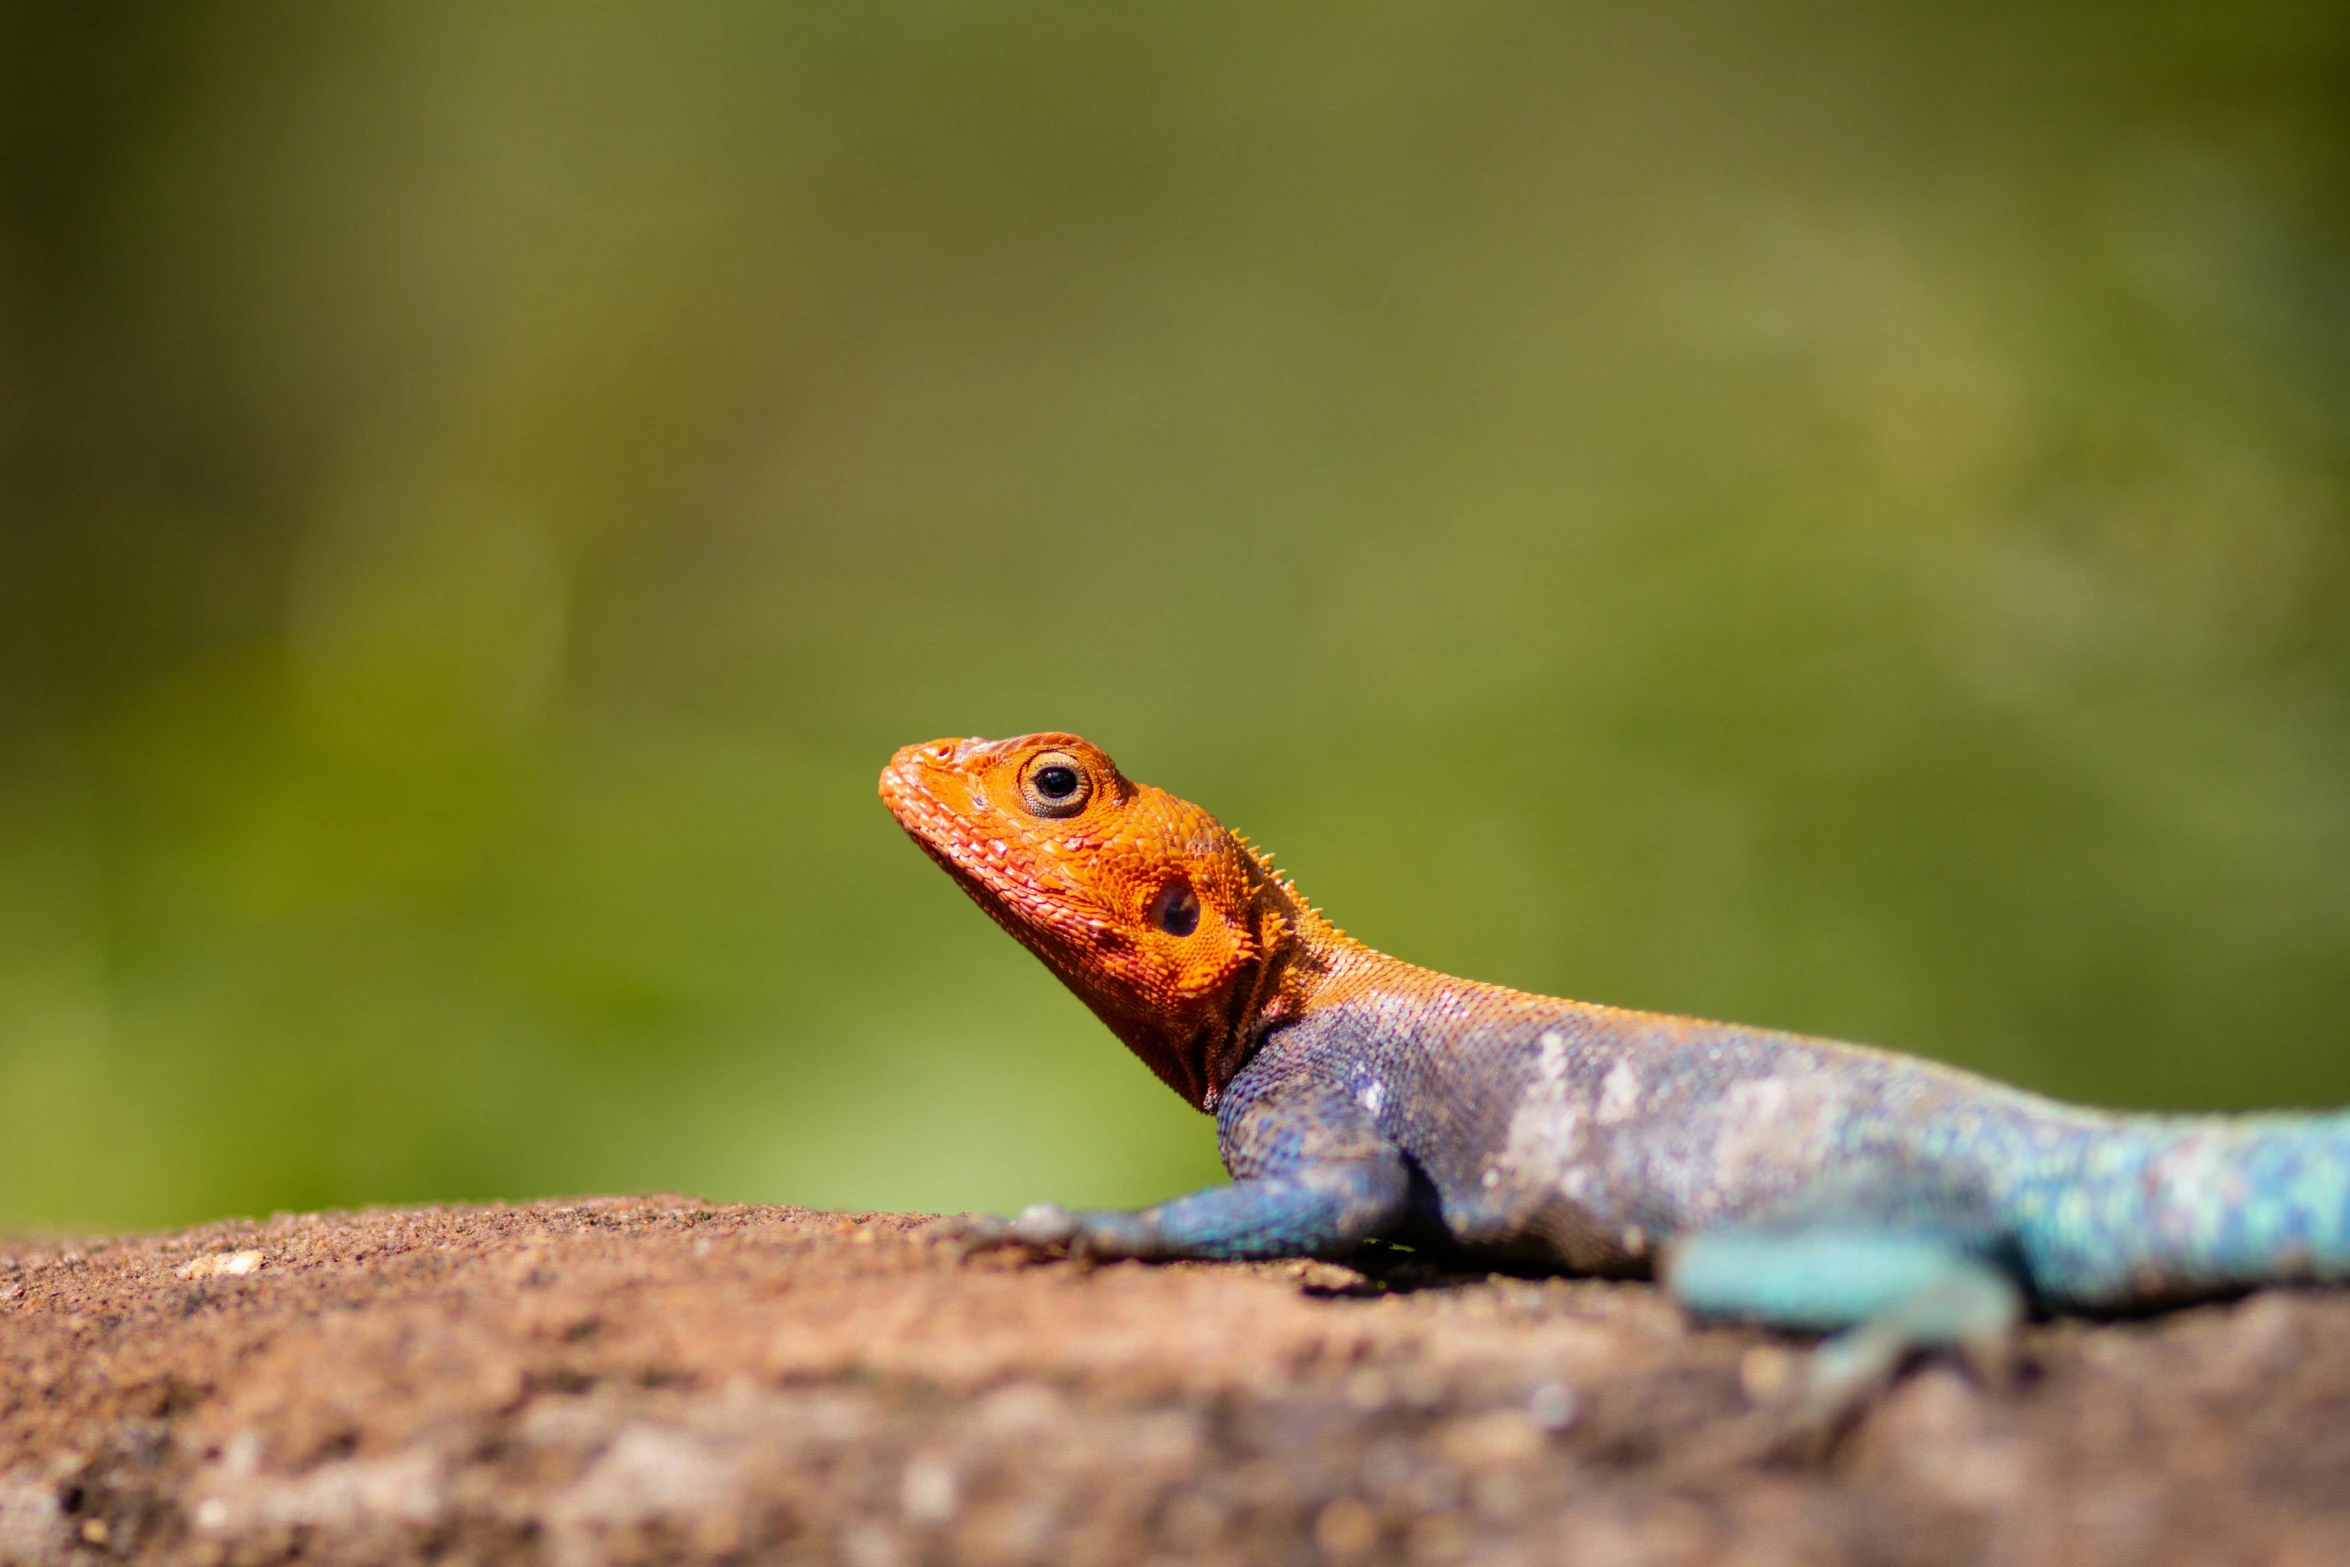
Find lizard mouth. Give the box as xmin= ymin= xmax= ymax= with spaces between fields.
xmin=878 ymin=749 xmax=1095 ymax=942
xmin=879 ymin=757 xmax=997 ymax=886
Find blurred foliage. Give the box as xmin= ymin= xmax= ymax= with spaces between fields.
xmin=2 ymin=1 xmax=2348 ymax=1229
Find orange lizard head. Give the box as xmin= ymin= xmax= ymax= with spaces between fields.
xmin=880 ymin=733 xmax=1314 ymax=1110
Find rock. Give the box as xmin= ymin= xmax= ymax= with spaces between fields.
xmin=0 ymin=1198 xmax=2343 ymax=1565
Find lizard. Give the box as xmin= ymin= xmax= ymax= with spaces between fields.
xmin=880 ymin=731 xmax=2350 ymax=1422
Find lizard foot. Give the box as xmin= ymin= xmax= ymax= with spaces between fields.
xmin=930 ymin=1204 xmax=1160 ymax=1261
xmin=928 ymin=1205 xmax=1066 ymax=1258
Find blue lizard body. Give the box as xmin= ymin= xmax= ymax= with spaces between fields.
xmin=1212 ymin=982 xmax=2350 ymax=1309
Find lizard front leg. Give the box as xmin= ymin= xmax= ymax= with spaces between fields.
xmin=987 ymin=1157 xmax=1410 ymax=1260
xmin=955 ymin=1062 xmax=1411 ymax=1260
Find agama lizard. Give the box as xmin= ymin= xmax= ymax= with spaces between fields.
xmin=881 ymin=732 xmax=2350 ymax=1418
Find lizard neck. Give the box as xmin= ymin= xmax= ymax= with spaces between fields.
xmin=1187 ymin=891 xmax=1397 ymax=1111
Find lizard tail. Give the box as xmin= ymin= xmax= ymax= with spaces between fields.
xmin=2012 ymin=1112 xmax=2350 ymax=1308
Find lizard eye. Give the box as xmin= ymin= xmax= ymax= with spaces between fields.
xmin=1150 ymin=880 xmax=1202 ymax=937
xmin=1019 ymin=751 xmax=1091 ymax=817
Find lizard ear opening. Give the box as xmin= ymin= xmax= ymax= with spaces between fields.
xmin=1150 ymin=880 xmax=1202 ymax=937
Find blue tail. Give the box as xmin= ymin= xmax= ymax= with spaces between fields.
xmin=2007 ymin=1111 xmax=2350 ymax=1307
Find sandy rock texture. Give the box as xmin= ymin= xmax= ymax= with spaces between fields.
xmin=0 ymin=1198 xmax=2344 ymax=1566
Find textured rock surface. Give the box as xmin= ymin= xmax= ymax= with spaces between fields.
xmin=0 ymin=1198 xmax=2345 ymax=1566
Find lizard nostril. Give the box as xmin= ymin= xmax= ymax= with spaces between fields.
xmin=1150 ymin=881 xmax=1202 ymax=938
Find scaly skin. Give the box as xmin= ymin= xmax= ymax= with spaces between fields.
xmin=881 ymin=732 xmax=2350 ymax=1414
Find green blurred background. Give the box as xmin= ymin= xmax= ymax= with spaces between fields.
xmin=3 ymin=3 xmax=2347 ymax=1230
